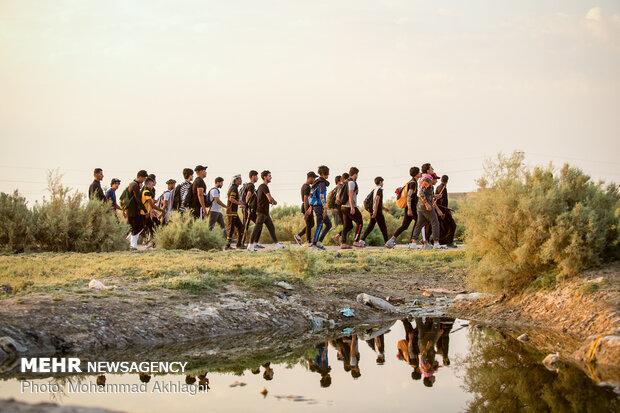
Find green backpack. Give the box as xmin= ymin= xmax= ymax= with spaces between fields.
xmin=119 ymin=187 xmax=131 ymax=210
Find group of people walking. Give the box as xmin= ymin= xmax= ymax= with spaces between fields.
xmin=88 ymin=162 xmax=457 ymax=250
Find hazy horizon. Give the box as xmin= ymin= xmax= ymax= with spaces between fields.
xmin=1 ymin=1 xmax=619 ymax=205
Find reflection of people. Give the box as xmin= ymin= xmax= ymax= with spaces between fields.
xmin=96 ymin=375 xmax=106 ymax=386
xmin=397 ymin=319 xmax=422 ymax=380
xmin=185 ymin=375 xmax=196 ymax=385
xmin=436 ymin=318 xmax=455 ymax=366
xmin=349 ymin=334 xmax=361 ymax=378
xmin=331 ymin=337 xmax=352 ymax=374
xmin=198 ymin=373 xmax=210 ymax=391
xmin=366 ymin=334 xmax=386 ymax=364
xmin=139 ymin=373 xmax=151 ymax=383
xmin=416 ymin=317 xmax=442 ymax=387
xmin=263 ymin=362 xmax=274 ymax=381
xmin=308 ymin=342 xmax=332 ymax=387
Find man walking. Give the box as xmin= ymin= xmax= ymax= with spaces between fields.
xmin=226 ymin=174 xmax=246 ymax=249
xmin=435 ymin=175 xmax=457 ymax=248
xmin=386 ymin=167 xmax=420 ymax=248
xmin=177 ymin=168 xmax=194 ymax=213
xmin=410 ymin=164 xmax=446 ymax=250
xmin=191 ymin=165 xmax=208 ymax=219
xmin=127 ymin=170 xmax=148 ymax=249
xmin=309 ymin=166 xmax=331 ymax=250
xmin=208 ymin=177 xmax=228 ymax=238
xmin=105 ymin=178 xmax=122 ymax=214
xmin=89 ymin=168 xmax=106 ymax=202
xmin=361 ymin=177 xmax=390 ymax=245
xmin=159 ymin=179 xmax=176 ymax=224
xmin=340 ymin=167 xmax=364 ymax=249
xmin=248 ymin=170 xmax=285 ymax=251
xmin=141 ymin=177 xmax=165 ymax=247
xmin=294 ymin=171 xmax=318 ymax=246
xmin=241 ymin=170 xmax=260 ymax=247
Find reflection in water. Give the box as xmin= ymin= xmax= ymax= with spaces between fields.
xmin=1 ymin=317 xmax=617 ymax=412
xmin=461 ymin=328 xmax=619 ymax=412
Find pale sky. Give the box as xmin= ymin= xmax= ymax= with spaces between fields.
xmin=1 ymin=0 xmax=619 ymax=205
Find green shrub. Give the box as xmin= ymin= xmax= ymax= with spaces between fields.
xmin=0 ymin=191 xmax=34 ymax=251
xmin=32 ymin=172 xmax=128 ymax=252
xmin=459 ymin=152 xmax=619 ymax=294
xmin=154 ymin=212 xmax=226 ymax=250
xmin=282 ymin=247 xmax=317 ymax=279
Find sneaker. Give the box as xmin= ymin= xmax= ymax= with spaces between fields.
xmin=385 ymin=238 xmax=395 ymax=249
xmin=255 ymin=244 xmax=265 ymax=249
xmin=359 ymin=240 xmax=366 ymax=247
xmin=423 ymin=243 xmax=433 ymax=250
xmin=310 ymin=245 xmax=321 ymax=251
xmin=353 ymin=241 xmax=365 ymax=248
xmin=247 ymin=244 xmax=256 ymax=252
xmin=225 ymin=245 xmax=235 ymax=250
xmin=316 ymin=242 xmax=326 ymax=250
xmin=447 ymin=243 xmax=458 ymax=249
xmin=408 ymin=242 xmax=420 ymax=249
xmin=340 ymin=244 xmax=352 ymax=249
xmin=145 ymin=242 xmax=153 ymax=249
xmin=433 ymin=243 xmax=447 ymax=250
xmin=294 ymin=235 xmax=302 ymax=246
xmin=275 ymin=242 xmax=285 ymax=249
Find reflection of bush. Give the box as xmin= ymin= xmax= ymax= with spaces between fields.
xmin=458 ymin=151 xmax=619 ymax=293
xmin=461 ymin=328 xmax=619 ymax=412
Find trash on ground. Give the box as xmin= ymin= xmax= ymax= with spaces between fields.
xmin=340 ymin=306 xmax=355 ymax=317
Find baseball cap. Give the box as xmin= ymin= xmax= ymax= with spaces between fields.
xmin=307 ymin=171 xmax=318 ymax=178
xmin=110 ymin=178 xmax=121 ymax=185
xmin=194 ymin=165 xmax=208 ymax=172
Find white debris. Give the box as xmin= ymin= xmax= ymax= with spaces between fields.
xmin=453 ymin=292 xmax=492 ymax=302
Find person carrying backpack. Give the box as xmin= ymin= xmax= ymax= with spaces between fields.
xmin=331 ymin=172 xmax=348 ymax=245
xmin=241 ymin=170 xmax=262 ymax=247
xmin=361 ymin=177 xmax=390 ymax=245
xmin=294 ymin=171 xmax=318 ymax=246
xmin=309 ymin=165 xmax=331 ymax=250
xmin=123 ymin=170 xmax=148 ymax=249
xmin=159 ymin=179 xmax=176 ymax=224
xmin=226 ymin=174 xmax=246 ymax=249
xmin=340 ymin=167 xmax=365 ymax=249
xmin=386 ymin=167 xmax=420 ymax=248
xmin=247 ymin=170 xmax=285 ymax=251
xmin=174 ymin=168 xmax=194 ymax=213
xmin=190 ymin=165 xmax=208 ymax=219
xmin=410 ymin=163 xmax=447 ymax=250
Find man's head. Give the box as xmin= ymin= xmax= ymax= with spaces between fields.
xmin=136 ymin=170 xmax=148 ymax=183
xmin=215 ymin=177 xmax=224 ymax=188
xmin=342 ymin=172 xmax=349 ymax=181
xmin=249 ymin=170 xmax=258 ymax=183
xmin=183 ymin=168 xmax=194 ymax=182
xmin=375 ymin=176 xmax=384 ymax=186
xmin=307 ymin=171 xmax=318 ymax=184
xmin=166 ymin=179 xmax=176 ymax=190
xmin=320 ymin=374 xmax=332 ymax=388
xmin=349 ymin=167 xmax=359 ymax=180
xmin=410 ymin=166 xmax=420 ymax=179
xmin=421 ymin=163 xmax=433 ymax=175
xmin=195 ymin=165 xmax=207 ymax=179
xmin=232 ymin=174 xmax=242 ymax=186
xmin=334 ymin=175 xmax=342 ymax=185
xmin=144 ymin=177 xmax=154 ymax=188
xmin=317 ymin=165 xmax=329 ymax=179
xmin=441 ymin=175 xmax=449 ymax=184
xmin=261 ymin=170 xmax=272 ymax=184
xmin=94 ymin=168 xmax=103 ymax=181
xmin=148 ymin=174 xmax=157 ymax=186
xmin=110 ymin=178 xmax=121 ymax=190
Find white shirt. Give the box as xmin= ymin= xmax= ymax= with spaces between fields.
xmin=209 ymin=187 xmax=221 ymax=213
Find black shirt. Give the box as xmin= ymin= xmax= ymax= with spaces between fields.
xmin=191 ymin=177 xmax=206 ymax=215
xmin=227 ymin=184 xmax=239 ymax=214
xmin=256 ymin=183 xmax=271 ymax=215
xmin=89 ymin=180 xmax=105 ymax=202
xmin=300 ymin=183 xmax=311 ymax=203
xmin=374 ymin=187 xmax=384 ymax=212
xmin=436 ymin=183 xmax=448 ymax=209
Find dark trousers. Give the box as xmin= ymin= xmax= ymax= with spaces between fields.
xmin=250 ymin=212 xmax=278 ymax=244
xmin=412 ymin=209 xmax=440 ymax=243
xmin=393 ymin=206 xmax=418 ymax=238
xmin=437 ymin=209 xmax=456 ymax=245
xmin=342 ymin=207 xmax=363 ymax=244
xmin=208 ymin=211 xmax=227 ymax=238
xmin=312 ymin=206 xmax=332 ymax=244
xmin=144 ymin=215 xmax=160 ymax=240
xmin=332 ymin=209 xmax=343 ymax=226
xmin=227 ymin=214 xmax=244 ymax=246
xmin=128 ymin=215 xmax=144 ymax=236
xmin=362 ymin=212 xmax=389 ymax=243
xmin=242 ymin=209 xmax=257 ymax=245
xmin=296 ymin=205 xmax=315 ymax=241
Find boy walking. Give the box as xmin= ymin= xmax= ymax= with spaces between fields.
xmin=89 ymin=168 xmax=106 ymax=202
xmin=127 ymin=170 xmax=148 ymax=249
xmin=340 ymin=167 xmax=364 ymax=249
xmin=361 ymin=177 xmax=390 ymax=245
xmin=309 ymin=166 xmax=332 ymax=250
xmin=294 ymin=171 xmax=318 ymax=246
xmin=208 ymin=177 xmax=228 ymax=238
xmin=105 ymin=178 xmax=122 ymax=214
xmin=191 ymin=165 xmax=208 ymax=219
xmin=248 ymin=170 xmax=285 ymax=251
xmin=178 ymin=168 xmax=194 ymax=213
xmin=241 ymin=170 xmax=262 ymax=247
xmin=226 ymin=174 xmax=246 ymax=249
xmin=386 ymin=167 xmax=420 ymax=248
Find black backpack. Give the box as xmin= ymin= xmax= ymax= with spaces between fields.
xmin=170 ymin=184 xmax=183 ymax=211
xmin=363 ymin=190 xmax=374 ymax=213
xmin=183 ymin=182 xmax=195 ymax=209
xmin=204 ymin=187 xmax=216 ymax=208
xmin=339 ymin=180 xmax=357 ymax=206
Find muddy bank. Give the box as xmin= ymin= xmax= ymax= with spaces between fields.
xmin=448 ymin=262 xmax=620 ymax=383
xmin=0 ymin=283 xmax=397 ymax=362
xmin=0 ymin=398 xmax=121 ymax=413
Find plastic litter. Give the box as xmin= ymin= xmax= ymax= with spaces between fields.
xmin=340 ymin=306 xmax=355 ymax=317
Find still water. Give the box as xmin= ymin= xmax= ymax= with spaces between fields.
xmin=1 ymin=318 xmax=618 ymax=412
